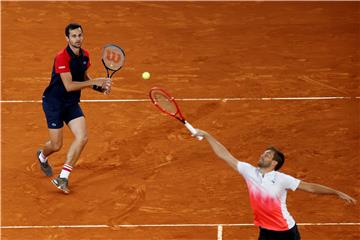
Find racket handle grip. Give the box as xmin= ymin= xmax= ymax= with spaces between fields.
xmin=92 ymin=85 xmax=103 ymax=92
xmin=184 ymin=121 xmax=203 ymax=141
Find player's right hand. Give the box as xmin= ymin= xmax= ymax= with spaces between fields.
xmin=194 ymin=129 xmax=207 ymax=138
xmin=94 ymin=78 xmax=112 ymax=94
xmin=101 ymin=78 xmax=112 ymax=94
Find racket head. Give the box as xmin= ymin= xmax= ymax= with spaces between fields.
xmin=102 ymin=44 xmax=125 ymax=71
xmin=149 ymin=87 xmax=184 ymax=120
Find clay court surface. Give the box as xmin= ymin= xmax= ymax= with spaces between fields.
xmin=1 ymin=2 xmax=359 ymax=240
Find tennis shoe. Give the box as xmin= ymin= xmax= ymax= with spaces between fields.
xmin=37 ymin=149 xmax=53 ymax=176
xmin=51 ymin=176 xmax=70 ymax=194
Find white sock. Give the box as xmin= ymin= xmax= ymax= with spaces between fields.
xmin=59 ymin=164 xmax=73 ymax=179
xmin=39 ymin=152 xmax=48 ymax=163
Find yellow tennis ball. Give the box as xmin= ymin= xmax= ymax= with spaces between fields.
xmin=142 ymin=71 xmax=151 ymax=80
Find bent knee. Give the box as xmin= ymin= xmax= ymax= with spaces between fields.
xmin=51 ymin=141 xmax=63 ymax=152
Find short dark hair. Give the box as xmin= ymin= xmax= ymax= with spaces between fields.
xmin=267 ymin=146 xmax=285 ymax=171
xmin=65 ymin=23 xmax=83 ymax=37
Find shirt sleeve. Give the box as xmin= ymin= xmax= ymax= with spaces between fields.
xmin=237 ymin=161 xmax=254 ymax=177
xmin=280 ymin=173 xmax=301 ymax=191
xmin=54 ymin=54 xmax=70 ymax=74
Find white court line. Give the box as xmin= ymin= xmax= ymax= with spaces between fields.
xmin=0 ymin=96 xmax=359 ymax=103
xmin=1 ymin=222 xmax=359 ymax=229
xmin=217 ymin=225 xmax=223 ymax=240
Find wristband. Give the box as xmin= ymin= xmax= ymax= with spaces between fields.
xmin=92 ymin=85 xmax=103 ymax=92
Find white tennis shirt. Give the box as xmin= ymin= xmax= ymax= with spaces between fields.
xmin=237 ymin=162 xmax=301 ymax=231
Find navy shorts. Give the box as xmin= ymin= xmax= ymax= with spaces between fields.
xmin=42 ymin=101 xmax=84 ymax=129
xmin=258 ymin=224 xmax=301 ymax=240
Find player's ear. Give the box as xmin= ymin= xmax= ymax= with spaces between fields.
xmin=271 ymin=160 xmax=278 ymax=169
xmin=65 ymin=36 xmax=69 ymax=42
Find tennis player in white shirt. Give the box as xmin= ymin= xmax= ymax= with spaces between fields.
xmin=194 ymin=129 xmax=356 ymax=240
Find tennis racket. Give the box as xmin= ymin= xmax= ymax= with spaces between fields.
xmin=102 ymin=44 xmax=125 ymax=78
xmin=94 ymin=44 xmax=125 ymax=92
xmin=149 ymin=87 xmax=203 ymax=140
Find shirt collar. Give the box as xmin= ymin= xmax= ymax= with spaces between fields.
xmin=66 ymin=45 xmax=83 ymax=58
xmin=256 ymin=168 xmax=276 ymax=178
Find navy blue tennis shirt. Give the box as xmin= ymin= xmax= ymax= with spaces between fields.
xmin=43 ymin=45 xmax=91 ymax=105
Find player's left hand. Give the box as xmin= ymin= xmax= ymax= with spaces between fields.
xmin=337 ymin=192 xmax=357 ymax=205
xmin=102 ymin=78 xmax=112 ymax=95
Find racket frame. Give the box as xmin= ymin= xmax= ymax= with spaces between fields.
xmin=102 ymin=44 xmax=125 ymax=78
xmin=149 ymin=87 xmax=184 ymax=121
xmin=149 ymin=87 xmax=202 ymax=140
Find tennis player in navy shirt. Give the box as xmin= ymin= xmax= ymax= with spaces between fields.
xmin=37 ymin=23 xmax=112 ymax=194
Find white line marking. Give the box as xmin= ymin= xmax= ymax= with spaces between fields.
xmin=0 ymin=96 xmax=358 ymax=103
xmin=1 ymin=222 xmax=359 ymax=229
xmin=297 ymin=222 xmax=360 ymax=226
xmin=217 ymin=225 xmax=223 ymax=240
xmin=81 ymin=99 xmax=150 ymax=103
xmin=0 ymin=100 xmax=42 ymax=103
xmin=180 ymin=96 xmax=355 ymax=101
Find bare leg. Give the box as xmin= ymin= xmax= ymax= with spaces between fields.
xmin=50 ymin=117 xmax=87 ymax=194
xmin=66 ymin=116 xmax=88 ymax=166
xmin=37 ymin=128 xmax=63 ymax=176
xmin=42 ymin=128 xmax=63 ymax=157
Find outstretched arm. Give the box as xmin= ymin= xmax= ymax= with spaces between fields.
xmin=194 ymin=129 xmax=239 ymax=171
xmin=298 ymin=181 xmax=357 ymax=204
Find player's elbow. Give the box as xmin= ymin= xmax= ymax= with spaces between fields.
xmin=221 ymin=157 xmax=238 ymax=171
xmin=299 ymin=181 xmax=316 ymax=193
xmin=306 ymin=186 xmax=316 ymax=193
xmin=63 ymin=83 xmax=74 ymax=92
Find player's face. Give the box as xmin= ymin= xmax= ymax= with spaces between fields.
xmin=66 ymin=27 xmax=83 ymax=49
xmin=257 ymin=150 xmax=275 ymax=168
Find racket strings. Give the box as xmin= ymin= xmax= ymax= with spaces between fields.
xmin=151 ymin=91 xmax=177 ymax=115
xmin=102 ymin=45 xmax=125 ymax=71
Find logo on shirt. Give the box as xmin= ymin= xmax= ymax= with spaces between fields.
xmin=51 ymin=123 xmax=57 ymax=127
xmin=58 ymin=66 xmax=66 ymax=69
xmin=83 ymin=61 xmax=87 ymax=65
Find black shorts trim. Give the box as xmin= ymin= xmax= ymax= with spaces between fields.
xmin=258 ymin=224 xmax=301 ymax=240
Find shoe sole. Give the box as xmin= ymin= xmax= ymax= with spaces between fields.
xmin=51 ymin=179 xmax=70 ymax=194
